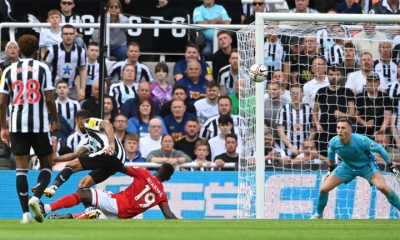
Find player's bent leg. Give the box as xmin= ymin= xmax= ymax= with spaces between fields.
xmin=78 ymin=175 xmax=96 ymax=189
xmin=370 ymin=172 xmax=400 ymax=211
xmin=86 ymin=189 xmax=118 ymax=219
xmin=44 ymin=192 xmax=82 ymax=215
xmin=45 ymin=160 xmax=83 ymax=198
xmin=313 ymin=174 xmax=345 ymax=218
xmin=32 ymin=133 xmax=54 ymax=198
xmin=33 ymin=166 xmax=52 ymax=199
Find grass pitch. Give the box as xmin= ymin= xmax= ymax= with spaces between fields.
xmin=0 ymin=219 xmax=398 ymax=240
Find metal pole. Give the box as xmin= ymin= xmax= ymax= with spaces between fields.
xmin=255 ymin=12 xmax=265 ymax=219
xmin=98 ymin=0 xmax=108 ymax=119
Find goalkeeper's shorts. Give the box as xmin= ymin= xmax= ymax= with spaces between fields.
xmin=332 ymin=161 xmax=380 ymax=184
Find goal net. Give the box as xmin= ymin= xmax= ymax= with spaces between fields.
xmin=237 ymin=13 xmax=400 ymax=219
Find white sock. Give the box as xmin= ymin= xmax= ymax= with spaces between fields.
xmin=44 ymin=204 xmax=52 ymax=214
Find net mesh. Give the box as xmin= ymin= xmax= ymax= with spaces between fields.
xmin=237 ymin=20 xmax=400 ymax=219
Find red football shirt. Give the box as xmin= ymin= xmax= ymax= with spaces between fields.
xmin=112 ymin=167 xmax=168 ymax=219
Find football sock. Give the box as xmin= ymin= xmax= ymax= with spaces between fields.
xmin=386 ymin=190 xmax=400 ymax=211
xmin=49 ymin=192 xmax=81 ymax=212
xmin=16 ymin=169 xmax=29 ymax=213
xmin=53 ymin=166 xmax=74 ymax=187
xmin=316 ymin=193 xmax=328 ymax=215
xmin=33 ymin=168 xmax=52 ymax=198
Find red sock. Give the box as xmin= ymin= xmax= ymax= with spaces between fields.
xmin=50 ymin=193 xmax=81 ymax=211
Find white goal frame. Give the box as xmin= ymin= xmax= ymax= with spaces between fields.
xmin=253 ymin=13 xmax=400 ymax=219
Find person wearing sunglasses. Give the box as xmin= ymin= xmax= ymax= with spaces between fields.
xmin=242 ymin=0 xmax=268 ymax=25
xmin=59 ymin=0 xmax=85 ymax=48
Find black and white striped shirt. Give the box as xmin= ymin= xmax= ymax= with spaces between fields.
xmin=0 ymin=59 xmax=54 ymax=133
xmin=86 ymin=60 xmax=99 ymax=87
xmin=66 ymin=131 xmax=87 ymax=152
xmin=107 ymin=60 xmax=153 ymax=84
xmin=217 ymin=65 xmax=237 ymax=95
xmin=56 ymin=98 xmax=81 ymax=129
xmin=200 ymin=114 xmax=244 ymax=140
xmin=324 ymin=43 xmax=344 ymax=66
xmin=387 ymin=82 xmax=400 ymax=100
xmin=263 ymin=40 xmax=285 ymax=74
xmin=109 ymin=81 xmax=138 ymax=109
xmin=276 ymin=104 xmax=313 ymax=156
xmin=81 ymin=118 xmax=125 ymax=162
xmin=44 ymin=43 xmax=86 ymax=86
xmin=374 ymin=60 xmax=397 ymax=87
xmin=61 ymin=14 xmax=81 ymax=24
xmin=387 ymin=81 xmax=400 ymax=111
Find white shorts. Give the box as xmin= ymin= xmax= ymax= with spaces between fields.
xmin=90 ymin=189 xmax=119 ymax=218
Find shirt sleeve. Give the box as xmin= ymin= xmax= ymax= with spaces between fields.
xmin=126 ymin=166 xmax=144 ymax=177
xmin=218 ymin=6 xmax=231 ymax=21
xmin=327 ymin=140 xmax=336 ymax=162
xmin=0 ymin=67 xmax=10 ymax=94
xmin=79 ymin=49 xmax=87 ymax=67
xmin=39 ymin=30 xmax=46 ymax=47
xmin=193 ymin=7 xmax=204 ymax=23
xmin=42 ymin=64 xmax=55 ymax=90
xmin=84 ymin=118 xmax=102 ymax=131
xmin=44 ymin=46 xmax=54 ymax=64
xmin=365 ymin=137 xmax=391 ymax=164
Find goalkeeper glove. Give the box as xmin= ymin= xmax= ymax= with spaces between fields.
xmin=388 ymin=162 xmax=398 ymax=174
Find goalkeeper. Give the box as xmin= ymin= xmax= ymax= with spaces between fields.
xmin=312 ymin=117 xmax=400 ymax=219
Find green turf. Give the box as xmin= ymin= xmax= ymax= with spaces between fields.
xmin=0 ymin=219 xmax=399 ymax=240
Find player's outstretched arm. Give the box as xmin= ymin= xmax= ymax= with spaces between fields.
xmin=159 ymin=202 xmax=178 ymax=219
xmin=99 ymin=120 xmax=116 ymax=155
xmin=55 ymin=147 xmax=88 ymax=162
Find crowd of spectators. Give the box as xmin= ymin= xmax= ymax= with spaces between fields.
xmin=1 ymin=0 xmax=400 ymax=171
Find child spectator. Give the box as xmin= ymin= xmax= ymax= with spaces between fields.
xmin=124 ymin=133 xmax=146 ymax=163
xmin=191 ymin=140 xmax=212 ymax=171
xmin=209 ymin=115 xmax=234 ymax=161
xmin=39 ymin=9 xmax=62 ymax=60
xmin=151 ymin=62 xmax=173 ymax=109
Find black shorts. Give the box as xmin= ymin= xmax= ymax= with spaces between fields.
xmin=79 ymin=153 xmax=124 ymax=184
xmin=10 ymin=132 xmax=52 ymax=157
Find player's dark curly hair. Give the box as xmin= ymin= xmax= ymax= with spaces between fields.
xmin=157 ymin=163 xmax=174 ymax=182
xmin=17 ymin=34 xmax=38 ymax=58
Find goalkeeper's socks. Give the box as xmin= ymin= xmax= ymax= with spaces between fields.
xmin=386 ymin=190 xmax=400 ymax=211
xmin=53 ymin=166 xmax=74 ymax=187
xmin=49 ymin=192 xmax=81 ymax=212
xmin=16 ymin=169 xmax=29 ymax=213
xmin=316 ymin=193 xmax=329 ymax=215
xmin=33 ymin=168 xmax=52 ymax=198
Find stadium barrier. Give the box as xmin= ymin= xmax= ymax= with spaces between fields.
xmin=0 ymin=170 xmax=397 ymax=219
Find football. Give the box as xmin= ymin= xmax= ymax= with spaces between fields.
xmin=249 ymin=63 xmax=268 ymax=83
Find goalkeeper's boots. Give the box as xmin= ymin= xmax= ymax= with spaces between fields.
xmin=44 ymin=185 xmax=58 ymax=198
xmin=310 ymin=213 xmax=323 ymax=219
xmin=20 ymin=212 xmax=32 ymax=224
xmin=28 ymin=196 xmax=45 ymax=223
xmin=85 ymin=206 xmax=100 ymax=219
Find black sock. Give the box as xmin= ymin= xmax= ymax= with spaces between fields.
xmin=16 ymin=169 xmax=29 ymax=213
xmin=53 ymin=167 xmax=74 ymax=188
xmin=33 ymin=168 xmax=52 ymax=198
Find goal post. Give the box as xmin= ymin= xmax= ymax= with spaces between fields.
xmin=238 ymin=13 xmax=400 ymax=219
